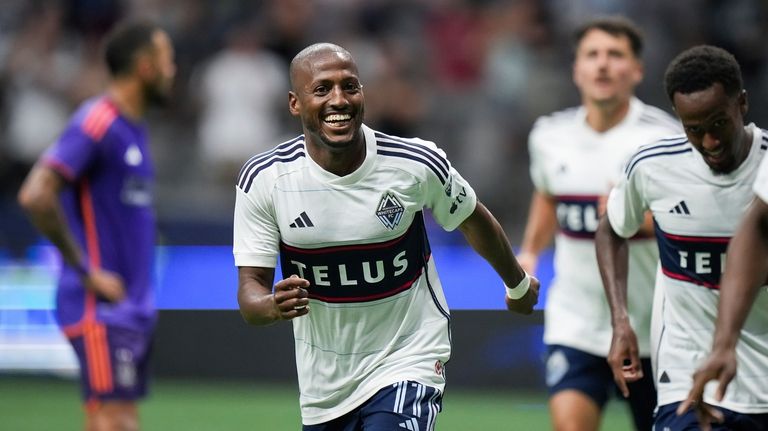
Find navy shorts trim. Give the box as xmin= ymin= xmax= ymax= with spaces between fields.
xmin=656 ymin=402 xmax=768 ymax=431
xmin=303 ymin=381 xmax=443 ymax=431
xmin=546 ymin=344 xmax=656 ymax=429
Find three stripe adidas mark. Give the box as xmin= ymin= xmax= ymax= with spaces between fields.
xmin=669 ymin=200 xmax=690 ymax=215
xmin=289 ymin=211 xmax=314 ymax=228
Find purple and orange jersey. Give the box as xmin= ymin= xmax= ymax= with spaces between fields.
xmin=43 ymin=96 xmax=157 ymax=335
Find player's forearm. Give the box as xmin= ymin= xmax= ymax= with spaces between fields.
xmin=237 ymin=267 xmax=281 ymax=326
xmin=238 ymin=286 xmax=280 ymax=326
xmin=595 ymin=216 xmax=631 ymax=326
xmin=459 ymin=202 xmax=526 ymax=287
xmin=713 ymin=200 xmax=768 ymax=350
xmin=519 ymin=191 xmax=558 ymax=256
xmin=18 ymin=171 xmax=85 ymax=268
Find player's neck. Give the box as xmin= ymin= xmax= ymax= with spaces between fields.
xmin=106 ymin=79 xmax=146 ymax=121
xmin=306 ymin=138 xmax=366 ymax=177
xmin=584 ymin=98 xmax=631 ymax=133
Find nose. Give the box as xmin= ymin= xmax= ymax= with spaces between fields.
xmin=595 ymin=52 xmax=609 ymax=69
xmin=328 ymin=85 xmax=349 ymax=108
xmin=701 ymin=133 xmax=720 ymax=151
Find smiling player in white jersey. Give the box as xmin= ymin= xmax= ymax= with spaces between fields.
xmin=232 ymin=43 xmax=538 ymax=430
xmin=596 ymin=45 xmax=768 ymax=431
xmin=520 ymin=16 xmax=679 ymax=431
xmin=677 ymin=98 xmax=768 ymax=431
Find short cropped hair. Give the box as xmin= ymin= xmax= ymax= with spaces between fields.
xmin=574 ymin=16 xmax=644 ymax=58
xmin=664 ymin=45 xmax=743 ymax=102
xmin=103 ymin=21 xmax=159 ymax=77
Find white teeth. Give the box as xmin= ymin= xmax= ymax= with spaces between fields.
xmin=325 ymin=114 xmax=351 ymax=122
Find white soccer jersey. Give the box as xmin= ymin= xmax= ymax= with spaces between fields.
xmin=754 ymin=142 xmax=768 ymax=202
xmin=233 ymin=125 xmax=477 ymax=425
xmin=607 ymin=123 xmax=768 ymax=413
xmin=529 ymin=97 xmax=680 ymax=356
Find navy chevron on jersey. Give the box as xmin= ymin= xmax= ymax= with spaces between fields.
xmin=233 ymin=125 xmax=477 ymax=425
xmin=606 ymin=123 xmax=768 ymax=413
xmin=528 ymin=97 xmax=680 ymax=357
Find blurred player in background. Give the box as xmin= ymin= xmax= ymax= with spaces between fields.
xmin=233 ymin=42 xmax=538 ymax=430
xmin=518 ymin=16 xmax=679 ymax=430
xmin=676 ymin=105 xmax=768 ymax=429
xmin=596 ymin=45 xmax=768 ymax=430
xmin=17 ymin=21 xmax=175 ymax=431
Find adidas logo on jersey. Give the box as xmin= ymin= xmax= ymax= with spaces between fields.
xmin=289 ymin=211 xmax=314 ymax=228
xmin=668 ymin=200 xmax=690 ymax=215
xmin=659 ymin=371 xmax=671 ymax=383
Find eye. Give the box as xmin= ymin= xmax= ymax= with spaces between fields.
xmin=313 ymin=85 xmax=329 ymax=96
xmin=711 ymin=119 xmax=727 ymax=129
xmin=343 ymin=82 xmax=362 ymax=93
xmin=684 ymin=126 xmax=703 ymax=135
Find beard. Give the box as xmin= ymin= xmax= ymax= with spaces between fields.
xmin=144 ymin=81 xmax=172 ymax=107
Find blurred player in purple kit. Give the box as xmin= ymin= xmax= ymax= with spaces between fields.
xmin=18 ymin=21 xmax=175 ymax=431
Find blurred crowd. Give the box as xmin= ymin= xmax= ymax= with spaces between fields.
xmin=1 ymin=0 xmax=767 ymax=254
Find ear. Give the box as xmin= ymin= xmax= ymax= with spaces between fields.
xmin=632 ymin=60 xmax=644 ymax=86
xmin=135 ymin=53 xmax=155 ymax=80
xmin=739 ymin=89 xmax=749 ymax=116
xmin=288 ymin=91 xmax=300 ymax=117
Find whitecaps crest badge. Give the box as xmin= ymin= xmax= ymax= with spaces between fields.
xmin=375 ymin=192 xmax=405 ymax=230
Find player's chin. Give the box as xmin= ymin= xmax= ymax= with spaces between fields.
xmin=321 ymin=131 xmax=360 ymax=150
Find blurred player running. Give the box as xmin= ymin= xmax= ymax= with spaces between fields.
xmin=519 ymin=16 xmax=679 ymax=430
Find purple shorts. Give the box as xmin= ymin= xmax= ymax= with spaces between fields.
xmin=67 ymin=322 xmax=153 ymax=404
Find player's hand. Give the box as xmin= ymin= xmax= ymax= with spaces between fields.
xmin=676 ymin=348 xmax=735 ymax=429
xmin=505 ymin=276 xmax=539 ymax=315
xmin=677 ymin=399 xmax=725 ymax=431
xmin=607 ymin=321 xmax=642 ymax=398
xmin=515 ymin=252 xmax=538 ymax=276
xmin=272 ymin=274 xmax=310 ymax=320
xmin=84 ymin=268 xmax=126 ymax=302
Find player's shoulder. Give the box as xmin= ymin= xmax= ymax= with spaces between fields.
xmin=236 ymin=135 xmax=306 ymax=193
xmin=373 ymin=129 xmax=451 ymax=184
xmin=635 ymin=100 xmax=681 ymax=132
xmin=528 ymin=106 xmax=582 ymax=150
xmin=531 ymin=106 xmax=581 ymax=132
xmin=624 ymin=134 xmax=692 ymax=178
xmin=758 ymin=125 xmax=768 ymax=143
xmin=70 ymin=96 xmax=120 ymax=142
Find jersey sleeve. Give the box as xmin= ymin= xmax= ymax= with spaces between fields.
xmin=606 ymin=167 xmax=648 ymax=239
xmin=754 ymin=148 xmax=768 ymax=203
xmin=41 ymin=124 xmax=98 ymax=182
xmin=233 ymin=184 xmax=281 ymax=268
xmin=423 ymin=144 xmax=477 ymax=231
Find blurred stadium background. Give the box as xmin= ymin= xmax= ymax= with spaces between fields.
xmin=1 ymin=0 xmax=766 ymax=429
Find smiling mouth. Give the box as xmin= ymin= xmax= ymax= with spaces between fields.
xmin=703 ymin=147 xmax=726 ymax=161
xmin=324 ymin=113 xmax=352 ymax=125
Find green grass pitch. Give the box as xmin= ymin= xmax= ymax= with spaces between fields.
xmin=0 ymin=376 xmax=634 ymax=430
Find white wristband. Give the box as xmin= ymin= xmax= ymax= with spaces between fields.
xmin=505 ymin=273 xmax=531 ymax=300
